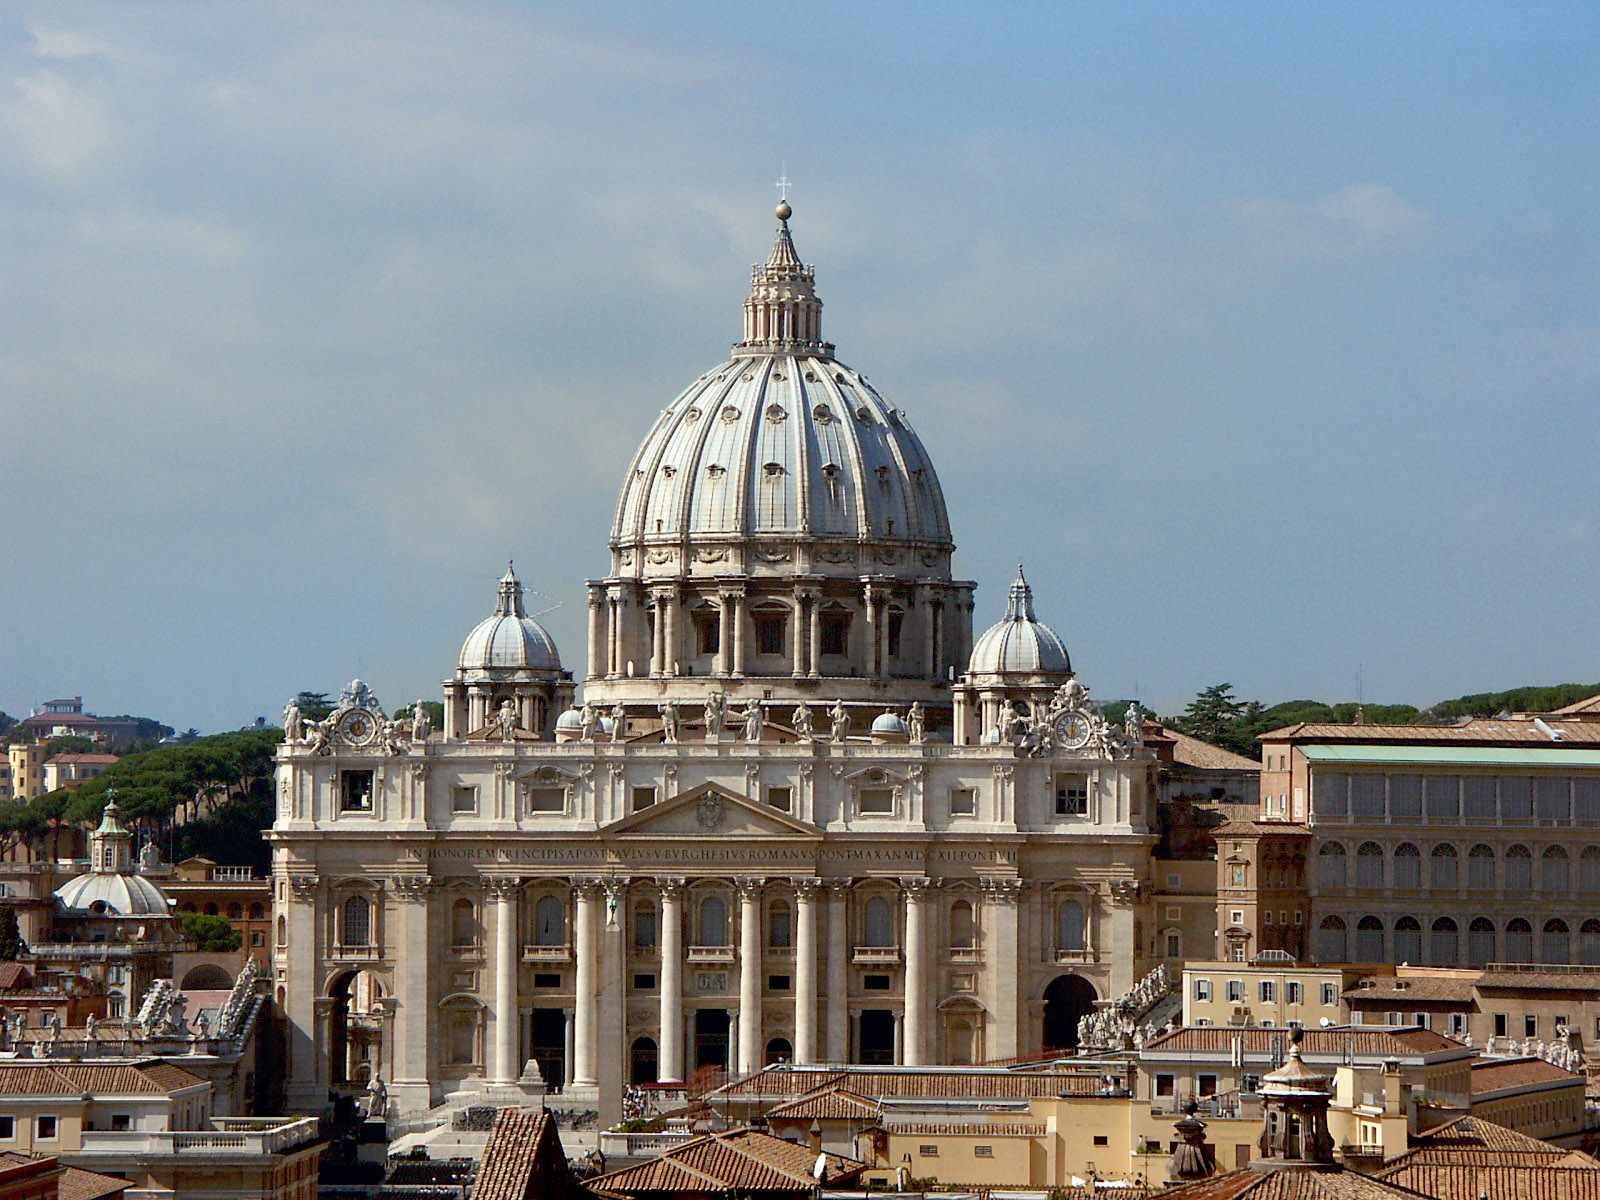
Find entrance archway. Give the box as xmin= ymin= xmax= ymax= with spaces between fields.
xmin=530 ymin=1008 xmax=566 ymax=1091
xmin=328 ymin=969 xmax=384 ymax=1086
xmin=1042 ymin=974 xmax=1097 ymax=1052
xmin=694 ymin=1009 xmax=729 ymax=1070
xmin=859 ymin=1010 xmax=895 ymax=1064
xmin=180 ymin=964 xmax=232 ymax=991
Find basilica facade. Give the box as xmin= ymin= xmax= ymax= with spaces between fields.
xmin=269 ymin=204 xmax=1160 ymax=1119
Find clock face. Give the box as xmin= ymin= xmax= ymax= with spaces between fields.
xmin=335 ymin=709 xmax=380 ymax=748
xmin=1054 ymin=713 xmax=1093 ymax=751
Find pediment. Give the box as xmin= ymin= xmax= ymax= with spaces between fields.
xmin=603 ymin=781 xmax=821 ymax=839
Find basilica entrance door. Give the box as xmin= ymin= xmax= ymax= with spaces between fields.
xmin=694 ymin=1008 xmax=729 ymax=1070
xmin=530 ymin=1008 xmax=566 ymax=1091
xmin=1042 ymin=974 xmax=1098 ymax=1052
xmin=328 ymin=969 xmax=383 ymax=1087
xmin=859 ymin=1009 xmax=895 ymax=1065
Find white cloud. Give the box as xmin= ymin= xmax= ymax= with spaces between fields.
xmin=1237 ymin=183 xmax=1438 ymax=261
xmin=1 ymin=67 xmax=118 ymax=182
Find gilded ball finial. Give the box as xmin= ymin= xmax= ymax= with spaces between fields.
xmin=775 ymin=199 xmax=792 ymax=222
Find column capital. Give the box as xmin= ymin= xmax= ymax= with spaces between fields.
xmin=572 ymin=877 xmax=606 ymax=899
xmin=980 ymin=877 xmax=1024 ymax=905
xmin=735 ymin=877 xmax=767 ymax=902
xmin=656 ymin=876 xmax=688 ymax=901
xmin=900 ymin=876 xmax=936 ymax=898
xmin=825 ymin=878 xmax=853 ymax=897
xmin=484 ymin=876 xmax=523 ymax=901
xmin=792 ymin=878 xmax=824 ymax=900
xmin=392 ymin=875 xmax=434 ymax=904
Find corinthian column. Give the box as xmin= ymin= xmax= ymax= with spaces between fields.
xmin=794 ymin=880 xmax=819 ymax=1064
xmin=984 ymin=878 xmax=1022 ymax=1060
xmin=737 ymin=878 xmax=764 ymax=1075
xmin=573 ymin=881 xmax=601 ymax=1087
xmin=902 ymin=877 xmax=931 ymax=1066
xmin=658 ymin=879 xmax=685 ymax=1084
xmin=392 ymin=875 xmax=433 ymax=1095
xmin=826 ymin=880 xmax=850 ymax=1062
xmin=488 ymin=877 xmax=522 ymax=1084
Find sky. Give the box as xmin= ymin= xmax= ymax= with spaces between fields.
xmin=1 ymin=1 xmax=1596 ymax=733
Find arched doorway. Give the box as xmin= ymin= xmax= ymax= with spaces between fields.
xmin=328 ymin=970 xmax=384 ymax=1086
xmin=631 ymin=1037 xmax=658 ymax=1084
xmin=180 ymin=964 xmax=232 ymax=991
xmin=694 ymin=1009 xmax=729 ymax=1070
xmin=1042 ymin=974 xmax=1097 ymax=1052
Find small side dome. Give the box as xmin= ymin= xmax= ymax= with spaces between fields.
xmin=56 ymin=872 xmax=172 ymax=917
xmin=967 ymin=567 xmax=1071 ymax=677
xmin=555 ymin=708 xmax=584 ymax=732
xmin=459 ymin=565 xmax=561 ymax=672
xmin=871 ymin=711 xmax=909 ymax=735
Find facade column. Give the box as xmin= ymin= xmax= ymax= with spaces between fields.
xmin=825 ymin=880 xmax=850 ymax=1062
xmin=808 ymin=600 xmax=822 ymax=679
xmin=1108 ymin=885 xmax=1138 ymax=996
xmin=862 ymin=585 xmax=879 ymax=677
xmin=791 ymin=597 xmax=807 ymax=677
xmin=284 ymin=875 xmax=322 ymax=1109
xmin=658 ymin=879 xmax=685 ymax=1084
xmin=716 ymin=597 xmax=733 ymax=676
xmin=793 ymin=880 xmax=819 ymax=1065
xmin=902 ymin=877 xmax=931 ymax=1066
xmin=663 ymin=591 xmax=680 ymax=676
xmin=606 ymin=598 xmax=620 ymax=678
xmin=563 ymin=1008 xmax=575 ymax=1089
xmin=737 ymin=878 xmax=764 ymax=1075
xmin=650 ymin=595 xmax=665 ymax=676
xmin=731 ymin=594 xmax=747 ymax=677
xmin=985 ymin=879 xmax=1022 ymax=1060
xmin=586 ymin=586 xmax=605 ymax=681
xmin=573 ymin=881 xmax=600 ymax=1087
xmin=392 ymin=876 xmax=434 ymax=1100
xmin=489 ymin=877 xmax=522 ymax=1084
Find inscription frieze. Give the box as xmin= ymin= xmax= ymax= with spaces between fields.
xmin=421 ymin=843 xmax=1017 ymax=866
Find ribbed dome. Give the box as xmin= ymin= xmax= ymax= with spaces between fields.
xmin=56 ymin=871 xmax=172 ymax=917
xmin=459 ymin=566 xmax=561 ymax=672
xmin=968 ymin=568 xmax=1071 ymax=676
xmin=610 ymin=205 xmax=953 ymax=573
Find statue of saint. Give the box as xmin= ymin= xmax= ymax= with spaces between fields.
xmin=579 ymin=703 xmax=600 ymax=741
xmin=658 ymin=702 xmax=680 ymax=743
xmin=742 ymin=702 xmax=763 ymax=743
xmin=497 ymin=699 xmax=520 ymax=741
xmin=365 ymin=1074 xmax=388 ymax=1120
xmin=282 ymin=701 xmax=301 ymax=743
xmin=704 ymin=693 xmax=726 ymax=737
xmin=907 ymin=702 xmax=925 ymax=743
xmin=611 ymin=703 xmax=628 ymax=740
xmin=829 ymin=700 xmax=851 ymax=742
xmin=411 ymin=700 xmax=431 ymax=742
xmin=791 ymin=704 xmax=814 ymax=741
xmin=1124 ymin=704 xmax=1144 ymax=747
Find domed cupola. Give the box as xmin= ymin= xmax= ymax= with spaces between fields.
xmin=55 ymin=796 xmax=175 ymax=925
xmin=967 ymin=568 xmax=1071 ymax=677
xmin=442 ymin=564 xmax=574 ymax=741
xmin=587 ymin=200 xmax=978 ymax=727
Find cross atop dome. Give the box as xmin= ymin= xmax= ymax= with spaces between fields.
xmin=740 ymin=199 xmax=831 ymax=357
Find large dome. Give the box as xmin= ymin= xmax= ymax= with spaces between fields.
xmin=459 ymin=566 xmax=560 ymax=672
xmin=968 ymin=568 xmax=1071 ymax=677
xmin=56 ymin=870 xmax=172 ymax=917
xmin=609 ymin=206 xmax=953 ymax=580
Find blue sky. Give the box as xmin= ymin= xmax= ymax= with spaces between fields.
xmin=1 ymin=1 xmax=1595 ymax=731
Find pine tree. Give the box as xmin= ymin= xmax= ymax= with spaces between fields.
xmin=0 ymin=907 xmax=26 ymax=960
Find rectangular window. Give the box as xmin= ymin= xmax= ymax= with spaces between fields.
xmin=1449 ymin=1014 xmax=1467 ymax=1038
xmin=1494 ymin=1013 xmax=1507 ymax=1037
xmin=340 ymin=770 xmax=374 ymax=812
xmin=950 ymin=788 xmax=977 ymax=817
xmin=1094 ymin=1135 xmax=1109 ymax=1147
xmin=974 ymin=1146 xmax=993 ymax=1158
xmin=1426 ymin=775 xmax=1460 ymax=820
xmin=251 ymin=930 xmax=264 ymax=946
xmin=1389 ymin=774 xmax=1423 ymax=818
xmin=1260 ymin=981 xmax=1276 ymax=1003
xmin=769 ymin=908 xmax=792 ymax=949
xmin=1227 ymin=980 xmax=1244 ymax=1002
xmin=766 ymin=786 xmax=792 ymax=812
xmin=768 ymin=974 xmax=791 ymax=991
xmin=859 ymin=788 xmax=894 ymax=814
xmin=1198 ymin=1074 xmax=1218 ymax=1097
xmin=1231 ymin=910 xmax=1244 ymax=925
xmin=0 ymin=1116 xmax=12 ymax=1138
xmin=526 ymin=786 xmax=565 ymax=813
xmin=1526 ymin=1014 xmax=1538 ymax=1038
xmin=696 ymin=615 xmax=720 ymax=656
xmin=1321 ymin=983 xmax=1338 ymax=1007
xmin=632 ymin=786 xmax=657 ymax=811
xmin=1156 ymin=1074 xmax=1175 ymax=1096
xmin=110 ymin=1114 xmax=131 ymax=1131
xmin=821 ymin=614 xmax=850 ymax=656
xmin=1263 ymin=909 xmax=1274 ymax=925
xmin=534 ymin=972 xmax=561 ymax=989
xmin=634 ymin=908 xmax=657 ymax=950
xmin=919 ymin=1145 xmax=939 ymax=1157
xmin=632 ymin=973 xmax=656 ymax=990
xmin=1313 ymin=772 xmax=1348 ymax=818
xmin=1166 ymin=932 xmax=1181 ymax=957
xmin=1287 ymin=981 xmax=1302 ymax=1005
xmin=1055 ymin=774 xmax=1089 ymax=816
xmin=36 ymin=1116 xmax=56 ymax=1140
xmin=1242 ymin=1075 xmax=1262 ymax=1094
xmin=451 ymin=785 xmax=477 ymax=814
xmin=755 ymin=613 xmax=786 ymax=656
xmin=1194 ymin=979 xmax=1212 ymax=1001
xmin=863 ymin=974 xmax=891 ymax=990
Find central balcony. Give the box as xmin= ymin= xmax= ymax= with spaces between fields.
xmin=522 ymin=943 xmax=573 ymax=964
xmin=687 ymin=945 xmax=735 ymax=964
xmin=853 ymin=945 xmax=901 ymax=965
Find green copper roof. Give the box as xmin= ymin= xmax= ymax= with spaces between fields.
xmin=1302 ymin=744 xmax=1600 ymax=768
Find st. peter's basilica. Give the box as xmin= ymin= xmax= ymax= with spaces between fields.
xmin=270 ymin=202 xmax=1159 ymax=1119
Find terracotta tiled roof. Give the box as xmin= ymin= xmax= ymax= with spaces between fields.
xmin=1143 ymin=1026 xmax=1461 ymax=1058
xmin=1377 ymin=1165 xmax=1600 ymax=1199
xmin=472 ymin=1109 xmax=583 ymax=1200
xmin=58 ymin=1166 xmax=133 ymax=1200
xmin=715 ymin=1066 xmax=1102 ymax=1101
xmin=1160 ymin=1165 xmax=1429 ymax=1199
xmin=1470 ymin=1056 xmax=1584 ymax=1098
xmin=1151 ymin=725 xmax=1263 ymax=772
xmin=1344 ymin=975 xmax=1479 ymax=1003
xmin=590 ymin=1128 xmax=861 ymax=1196
xmin=0 ymin=963 xmax=32 ymax=990
xmin=1212 ymin=820 xmax=1312 ymax=837
xmin=1552 ymin=693 xmax=1600 ymax=716
xmin=1261 ymin=720 xmax=1600 ymax=745
xmin=766 ymin=1087 xmax=881 ymax=1122
xmin=1477 ymin=970 xmax=1600 ymax=993
xmin=1385 ymin=1115 xmax=1591 ymax=1167
xmin=0 ymin=1061 xmax=206 ymax=1096
xmin=883 ymin=1122 xmax=1046 ymax=1137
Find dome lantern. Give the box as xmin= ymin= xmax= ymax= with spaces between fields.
xmin=739 ymin=202 xmax=830 ymax=357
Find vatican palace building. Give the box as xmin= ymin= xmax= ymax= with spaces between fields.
xmin=269 ymin=203 xmax=1162 ymax=1118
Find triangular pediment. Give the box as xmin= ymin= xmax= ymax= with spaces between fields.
xmin=603 ymin=781 xmax=822 ymax=839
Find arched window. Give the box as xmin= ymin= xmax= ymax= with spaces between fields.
xmin=533 ymin=896 xmax=565 ymax=946
xmin=1467 ymin=918 xmax=1496 ymax=966
xmin=227 ymin=903 xmax=243 ymax=919
xmin=862 ymin=896 xmax=894 ymax=947
xmin=633 ymin=902 xmax=657 ymax=952
xmin=765 ymin=1037 xmax=793 ymax=1065
xmin=1393 ymin=844 xmax=1421 ymax=889
xmin=451 ymin=899 xmax=476 ymax=947
xmin=1429 ymin=844 xmax=1458 ymax=890
xmin=1318 ymin=842 xmax=1346 ymax=889
xmin=342 ymin=896 xmax=370 ymax=948
xmin=949 ymin=900 xmax=975 ymax=949
xmin=1505 ymin=918 xmax=1533 ymax=963
xmin=249 ymin=903 xmax=264 ymax=919
xmin=1581 ymin=848 xmax=1600 ymax=892
xmin=1580 ymin=919 xmax=1600 ymax=966
xmin=768 ymin=901 xmax=792 ymax=950
xmin=699 ymin=896 xmax=728 ymax=947
xmin=1393 ymin=916 xmax=1422 ymax=962
xmin=1355 ymin=916 xmax=1384 ymax=961
xmin=1468 ymin=845 xmax=1496 ymax=891
xmin=1542 ymin=846 xmax=1570 ymax=893
xmin=1543 ymin=919 xmax=1570 ymax=965
xmin=1057 ymin=899 xmax=1085 ymax=953
xmin=1430 ymin=917 xmax=1458 ymax=964
xmin=1317 ymin=916 xmax=1346 ymax=961
xmin=630 ymin=1037 xmax=658 ymax=1084
xmin=205 ymin=902 xmax=219 ymax=916
xmin=1505 ymin=844 xmax=1533 ymax=891
xmin=1355 ymin=843 xmax=1383 ymax=889
xmin=276 ymin=915 xmax=287 ymax=948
